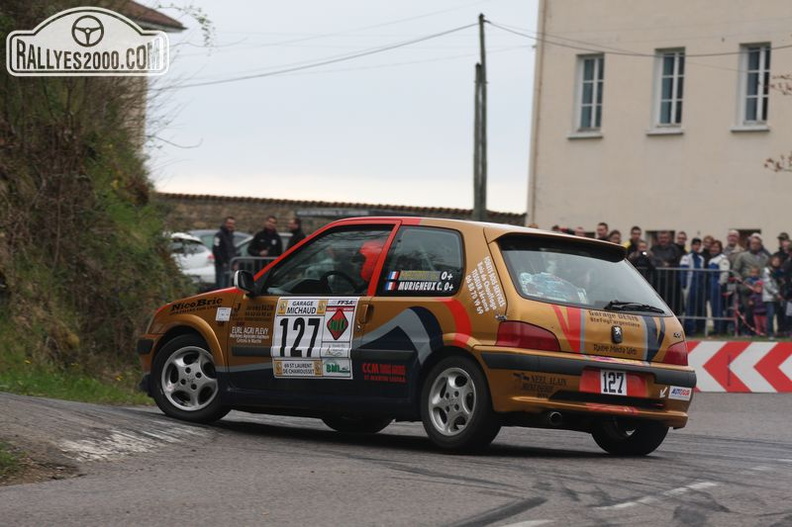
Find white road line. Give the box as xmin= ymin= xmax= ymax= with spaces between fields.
xmin=59 ymin=426 xmax=208 ymax=462
xmin=500 ymin=521 xmax=554 ymax=527
xmin=595 ymin=481 xmax=719 ymax=511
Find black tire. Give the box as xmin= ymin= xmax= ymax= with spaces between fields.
xmin=591 ymin=418 xmax=669 ymax=456
xmin=420 ymin=355 xmax=501 ymax=452
xmin=151 ymin=334 xmax=229 ymax=423
xmin=321 ymin=416 xmax=392 ymax=435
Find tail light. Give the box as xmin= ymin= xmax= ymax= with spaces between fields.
xmin=496 ymin=321 xmax=560 ymax=352
xmin=207 ymin=253 xmax=215 ymax=264
xmin=663 ymin=341 xmax=689 ymax=366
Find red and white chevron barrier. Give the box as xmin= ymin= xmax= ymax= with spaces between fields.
xmin=687 ymin=341 xmax=792 ymax=393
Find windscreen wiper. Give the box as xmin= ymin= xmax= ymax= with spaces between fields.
xmin=603 ymin=300 xmax=665 ymax=314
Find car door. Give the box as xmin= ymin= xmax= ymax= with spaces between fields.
xmin=353 ymin=225 xmax=467 ymax=404
xmin=224 ymin=223 xmax=397 ymax=409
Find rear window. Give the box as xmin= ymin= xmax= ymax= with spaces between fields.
xmin=170 ymin=238 xmax=209 ymax=255
xmin=498 ymin=235 xmax=671 ymax=315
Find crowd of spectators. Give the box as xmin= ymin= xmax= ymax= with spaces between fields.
xmin=538 ymin=222 xmax=792 ymax=338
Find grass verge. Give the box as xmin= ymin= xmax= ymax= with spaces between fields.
xmin=0 ymin=363 xmax=150 ymax=405
xmin=0 ymin=442 xmax=21 ymax=481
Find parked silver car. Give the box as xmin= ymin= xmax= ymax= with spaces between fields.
xmin=169 ymin=232 xmax=216 ymax=289
xmin=188 ymin=229 xmax=251 ymax=250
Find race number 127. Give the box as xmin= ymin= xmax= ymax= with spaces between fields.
xmin=278 ymin=317 xmax=321 ymax=357
xmin=600 ymin=370 xmax=627 ymax=396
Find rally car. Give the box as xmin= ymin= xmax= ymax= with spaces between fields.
xmin=137 ymin=217 xmax=695 ymax=455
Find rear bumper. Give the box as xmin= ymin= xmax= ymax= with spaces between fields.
xmin=481 ymin=351 xmax=696 ymax=388
xmin=479 ymin=349 xmax=695 ymax=428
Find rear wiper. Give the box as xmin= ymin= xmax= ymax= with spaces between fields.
xmin=603 ymin=300 xmax=665 ymax=314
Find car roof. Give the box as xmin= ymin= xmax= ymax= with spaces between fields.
xmin=170 ymin=232 xmax=204 ymax=243
xmin=320 ymin=216 xmax=618 ymax=243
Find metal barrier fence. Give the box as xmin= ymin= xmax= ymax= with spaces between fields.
xmin=648 ymin=266 xmax=781 ymax=337
xmin=228 ymin=256 xmax=277 ymax=285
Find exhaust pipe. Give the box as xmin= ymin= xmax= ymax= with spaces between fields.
xmin=546 ymin=411 xmax=563 ymax=427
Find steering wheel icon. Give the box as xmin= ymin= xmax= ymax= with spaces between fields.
xmin=71 ymin=15 xmax=104 ymax=47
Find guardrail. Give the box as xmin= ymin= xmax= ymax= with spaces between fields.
xmin=649 ymin=266 xmax=786 ymax=338
xmin=228 ymin=256 xmax=277 ymax=282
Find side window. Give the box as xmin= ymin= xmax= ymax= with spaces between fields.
xmin=265 ymin=226 xmax=391 ymax=296
xmin=378 ymin=227 xmax=463 ymax=296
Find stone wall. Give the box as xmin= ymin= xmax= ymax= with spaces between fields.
xmin=154 ymin=193 xmax=527 ymax=236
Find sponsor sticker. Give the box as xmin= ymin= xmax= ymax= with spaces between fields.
xmin=362 ymin=362 xmax=407 ymax=384
xmin=513 ymin=372 xmax=566 ymax=397
xmin=274 ymin=359 xmax=322 ymax=378
xmin=668 ymin=386 xmax=693 ymax=401
xmin=272 ymin=297 xmax=358 ymax=379
xmin=465 ymin=256 xmax=506 ymax=315
xmin=385 ymin=270 xmax=457 ymax=294
xmin=170 ymin=297 xmax=223 ymax=314
xmin=230 ymin=325 xmax=270 ymax=345
xmin=216 ymin=307 xmax=232 ymax=322
xmin=323 ymin=359 xmax=351 ymax=377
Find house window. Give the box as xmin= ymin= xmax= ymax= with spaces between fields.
xmin=577 ymin=55 xmax=604 ymax=131
xmin=655 ymin=50 xmax=685 ymax=126
xmin=741 ymin=44 xmax=771 ymax=124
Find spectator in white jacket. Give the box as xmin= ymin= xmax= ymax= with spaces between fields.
xmin=707 ymin=240 xmax=731 ymax=335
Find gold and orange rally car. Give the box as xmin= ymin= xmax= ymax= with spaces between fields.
xmin=138 ymin=217 xmax=695 ymax=455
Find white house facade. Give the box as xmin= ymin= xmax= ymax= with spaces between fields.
xmin=528 ymin=0 xmax=792 ymax=244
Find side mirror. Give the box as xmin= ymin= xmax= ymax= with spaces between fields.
xmin=233 ymin=270 xmax=257 ymax=297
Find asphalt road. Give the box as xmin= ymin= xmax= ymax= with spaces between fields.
xmin=0 ymin=392 xmax=790 ymax=526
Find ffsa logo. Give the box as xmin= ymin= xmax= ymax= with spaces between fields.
xmin=6 ymin=7 xmax=170 ymax=76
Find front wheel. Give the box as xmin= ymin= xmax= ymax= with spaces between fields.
xmin=591 ymin=418 xmax=669 ymax=456
xmin=151 ymin=335 xmax=229 ymax=423
xmin=322 ymin=416 xmax=392 ymax=434
xmin=420 ymin=356 xmax=500 ymax=452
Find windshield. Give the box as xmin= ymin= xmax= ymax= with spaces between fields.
xmin=498 ymin=235 xmax=671 ymax=315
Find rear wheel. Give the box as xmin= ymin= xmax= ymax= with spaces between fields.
xmin=592 ymin=418 xmax=668 ymax=456
xmin=420 ymin=356 xmax=500 ymax=452
xmin=151 ymin=335 xmax=229 ymax=423
xmin=321 ymin=416 xmax=392 ymax=435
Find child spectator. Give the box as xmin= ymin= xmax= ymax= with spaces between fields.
xmin=761 ymin=255 xmax=784 ymax=338
xmin=745 ymin=268 xmax=767 ymax=336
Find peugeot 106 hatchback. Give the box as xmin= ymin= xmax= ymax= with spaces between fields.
xmin=138 ymin=217 xmax=695 ymax=455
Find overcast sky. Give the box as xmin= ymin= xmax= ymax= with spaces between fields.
xmin=147 ymin=0 xmax=538 ymax=213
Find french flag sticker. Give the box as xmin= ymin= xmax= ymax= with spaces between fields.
xmin=388 ymin=271 xmax=400 ymax=281
xmin=386 ymin=281 xmax=397 ymax=291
